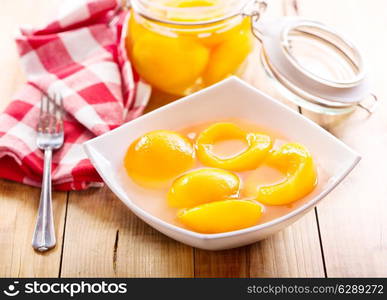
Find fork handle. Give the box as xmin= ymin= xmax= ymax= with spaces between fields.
xmin=32 ymin=148 xmax=56 ymax=252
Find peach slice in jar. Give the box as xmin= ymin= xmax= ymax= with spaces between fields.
xmin=124 ymin=130 xmax=195 ymax=188
xmin=164 ymin=0 xmax=252 ymax=48
xmin=203 ymin=22 xmax=253 ymax=85
xmin=131 ymin=28 xmax=209 ymax=95
xmin=196 ymin=122 xmax=273 ymax=171
xmin=126 ymin=12 xmax=147 ymax=50
xmin=247 ymin=143 xmax=318 ymax=206
xmin=168 ymin=168 xmax=240 ymax=208
xmin=197 ymin=17 xmax=252 ymax=48
xmin=178 ymin=199 xmax=263 ymax=234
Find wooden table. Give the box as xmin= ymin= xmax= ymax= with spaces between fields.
xmin=0 ymin=0 xmax=386 ymax=278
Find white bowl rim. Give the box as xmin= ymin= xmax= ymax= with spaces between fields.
xmin=84 ymin=77 xmax=361 ymax=241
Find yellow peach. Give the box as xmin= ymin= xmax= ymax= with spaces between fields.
xmin=196 ymin=122 xmax=272 ymax=171
xmin=132 ymin=31 xmax=209 ymax=95
xmin=197 ymin=17 xmax=252 ymax=48
xmin=203 ymin=26 xmax=253 ymax=85
xmin=124 ymin=130 xmax=195 ymax=188
xmin=254 ymin=143 xmax=318 ymax=205
xmin=178 ymin=199 xmax=262 ymax=233
xmin=168 ymin=168 xmax=240 ymax=208
xmin=126 ymin=12 xmax=147 ymax=50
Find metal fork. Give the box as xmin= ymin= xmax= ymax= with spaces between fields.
xmin=32 ymin=94 xmax=64 ymax=252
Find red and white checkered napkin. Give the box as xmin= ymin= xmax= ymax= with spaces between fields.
xmin=0 ymin=0 xmax=150 ymax=190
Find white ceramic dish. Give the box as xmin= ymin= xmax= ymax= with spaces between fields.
xmin=84 ymin=77 xmax=360 ymax=250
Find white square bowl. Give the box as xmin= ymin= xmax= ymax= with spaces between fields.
xmin=84 ymin=77 xmax=360 ymax=250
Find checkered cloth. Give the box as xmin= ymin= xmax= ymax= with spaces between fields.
xmin=0 ymin=0 xmax=150 ymax=190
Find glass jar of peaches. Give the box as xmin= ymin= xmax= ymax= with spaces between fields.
xmin=126 ymin=0 xmax=258 ymax=96
xmin=126 ymin=0 xmax=375 ymax=115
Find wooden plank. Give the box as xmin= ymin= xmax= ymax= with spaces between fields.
xmin=0 ymin=0 xmax=66 ymax=278
xmin=194 ymin=0 xmax=325 ymax=278
xmin=248 ymin=212 xmax=324 ymax=277
xmin=195 ymin=247 xmax=249 ymax=278
xmin=61 ymin=187 xmax=194 ymax=277
xmin=297 ymin=0 xmax=387 ymax=277
xmin=0 ymin=181 xmax=67 ymax=277
xmin=195 ymin=211 xmax=324 ymax=278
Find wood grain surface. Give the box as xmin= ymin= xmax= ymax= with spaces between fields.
xmin=0 ymin=0 xmax=385 ymax=278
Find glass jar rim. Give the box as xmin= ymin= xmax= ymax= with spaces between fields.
xmin=131 ymin=0 xmax=250 ymax=25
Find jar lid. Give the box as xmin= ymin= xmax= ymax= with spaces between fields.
xmin=255 ymin=17 xmax=372 ymax=109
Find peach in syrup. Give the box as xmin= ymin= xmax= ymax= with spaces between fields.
xmin=127 ymin=0 xmax=254 ymax=95
xmin=123 ymin=122 xmax=318 ymax=234
xmin=168 ymin=168 xmax=240 ymax=208
xmin=247 ymin=143 xmax=318 ymax=206
xmin=124 ymin=130 xmax=195 ymax=188
xmin=178 ymin=199 xmax=263 ymax=234
xmin=195 ymin=122 xmax=273 ymax=171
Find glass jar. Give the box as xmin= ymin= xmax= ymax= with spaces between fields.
xmin=127 ymin=0 xmax=256 ymax=96
xmin=250 ymin=18 xmax=377 ymax=115
xmin=126 ymin=0 xmax=377 ymax=115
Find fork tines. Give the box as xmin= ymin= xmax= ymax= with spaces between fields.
xmin=38 ymin=94 xmax=64 ymax=134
